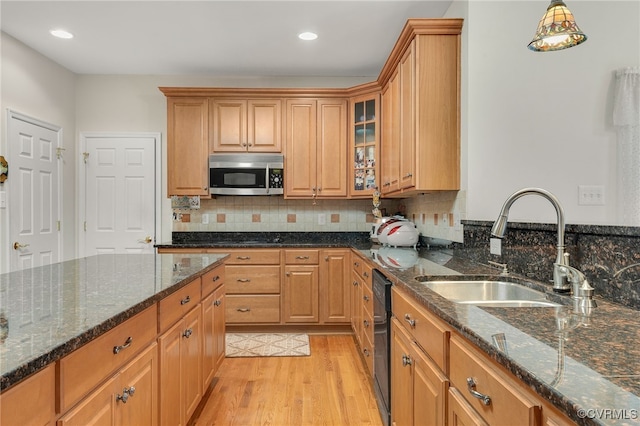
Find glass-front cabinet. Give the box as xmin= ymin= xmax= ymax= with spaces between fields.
xmin=350 ymin=94 xmax=379 ymax=198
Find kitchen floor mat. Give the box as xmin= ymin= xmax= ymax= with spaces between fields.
xmin=225 ymin=333 xmax=310 ymax=357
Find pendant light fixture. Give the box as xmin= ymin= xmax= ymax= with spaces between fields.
xmin=528 ymin=0 xmax=587 ymax=52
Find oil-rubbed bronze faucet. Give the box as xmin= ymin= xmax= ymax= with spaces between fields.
xmin=490 ymin=188 xmax=596 ymax=308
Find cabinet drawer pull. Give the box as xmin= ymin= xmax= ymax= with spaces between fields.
xmin=212 ymin=275 xmax=220 ymax=282
xmin=237 ymin=307 xmax=251 ymax=313
xmin=363 ymin=319 xmax=370 ymax=328
xmin=236 ymin=256 xmax=251 ymax=260
xmin=352 ymin=280 xmax=359 ymax=287
xmin=354 ymin=261 xmax=360 ymax=267
xmin=363 ymin=271 xmax=369 ymax=278
xmin=113 ymin=336 xmax=133 ymax=354
xmin=116 ymin=390 xmax=129 ymax=403
xmin=237 ymin=278 xmax=251 ymax=283
xmin=466 ymin=377 xmax=492 ymax=406
xmin=183 ymin=328 xmax=193 ymax=339
xmin=214 ymin=299 xmax=222 ymax=307
xmin=404 ymin=313 xmax=416 ymax=327
xmin=402 ymin=354 xmax=412 ymax=367
xmin=180 ymin=295 xmax=191 ymax=305
xmin=404 ymin=172 xmax=413 ymax=178
xmin=127 ymin=386 xmax=136 ymax=397
xmin=363 ymin=295 xmax=370 ymax=302
xmin=363 ymin=348 xmax=370 ymax=357
xmin=295 ymin=255 xmax=310 ymax=260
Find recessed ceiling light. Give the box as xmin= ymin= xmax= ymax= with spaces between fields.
xmin=50 ymin=29 xmax=74 ymax=39
xmin=298 ymin=32 xmax=318 ymax=41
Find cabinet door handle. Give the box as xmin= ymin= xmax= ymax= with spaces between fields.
xmin=402 ymin=354 xmax=412 ymax=367
xmin=352 ymin=280 xmax=359 ymax=287
xmin=237 ymin=307 xmax=251 ymax=313
xmin=113 ymin=337 xmax=133 ymax=354
xmin=354 ymin=262 xmax=360 ymax=267
xmin=363 ymin=348 xmax=370 ymax=357
xmin=404 ymin=314 xmax=416 ymax=328
xmin=466 ymin=377 xmax=492 ymax=406
xmin=212 ymin=275 xmax=221 ymax=282
xmin=363 ymin=295 xmax=370 ymax=302
xmin=214 ymin=299 xmax=222 ymax=307
xmin=404 ymin=172 xmax=413 ymax=178
xmin=325 ymin=256 xmax=329 ymax=261
xmin=126 ymin=386 xmax=136 ymax=397
xmin=363 ymin=271 xmax=369 ymax=278
xmin=296 ymin=256 xmax=310 ymax=260
xmin=363 ymin=319 xmax=370 ymax=328
xmin=237 ymin=278 xmax=251 ymax=283
xmin=180 ymin=295 xmax=191 ymax=305
xmin=116 ymin=390 xmax=129 ymax=403
xmin=183 ymin=328 xmax=193 ymax=339
xmin=236 ymin=256 xmax=251 ymax=260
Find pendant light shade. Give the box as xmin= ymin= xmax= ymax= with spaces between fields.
xmin=528 ymin=0 xmax=587 ymax=52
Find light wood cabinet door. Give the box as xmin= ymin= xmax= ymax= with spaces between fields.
xmin=210 ymin=99 xmax=282 ymax=152
xmin=412 ymin=340 xmax=449 ymax=426
xmin=210 ymin=99 xmax=247 ymax=152
xmin=159 ymin=307 xmax=203 ymax=426
xmin=399 ymin=40 xmax=416 ymax=190
xmin=117 ymin=343 xmax=158 ymax=426
xmin=283 ymin=265 xmax=319 ymax=323
xmin=448 ymin=387 xmax=489 ymax=426
xmin=320 ymin=249 xmax=351 ymax=323
xmin=285 ymin=98 xmax=347 ymax=198
xmin=167 ymin=97 xmax=209 ymax=196
xmin=381 ymin=71 xmax=400 ymax=195
xmin=183 ymin=306 xmax=203 ymax=422
xmin=58 ymin=375 xmax=117 ymax=426
xmin=202 ymin=284 xmax=226 ymax=389
xmin=391 ymin=318 xmax=414 ymax=426
xmin=0 ymin=364 xmax=56 ymax=426
xmin=285 ymin=99 xmax=317 ymax=197
xmin=350 ymin=269 xmax=362 ymax=345
xmin=316 ymin=99 xmax=348 ymax=197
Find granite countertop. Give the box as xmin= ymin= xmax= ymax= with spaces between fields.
xmin=359 ymin=247 xmax=640 ymax=426
xmin=0 ymin=253 xmax=227 ymax=391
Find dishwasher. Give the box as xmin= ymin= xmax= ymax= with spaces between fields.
xmin=372 ymin=269 xmax=393 ymax=426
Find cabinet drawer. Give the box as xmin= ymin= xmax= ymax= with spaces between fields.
xmin=59 ymin=305 xmax=157 ymax=412
xmin=225 ymin=249 xmax=280 ymax=265
xmin=226 ymin=265 xmax=281 ymax=294
xmin=284 ymin=249 xmax=319 ymax=265
xmin=449 ymin=335 xmax=542 ymax=425
xmin=226 ymin=295 xmax=280 ymax=323
xmin=159 ymin=278 xmax=202 ymax=332
xmin=392 ymin=287 xmax=450 ymax=373
xmin=361 ymin=329 xmax=374 ymax=375
xmin=202 ymin=265 xmax=224 ymax=297
xmin=352 ymin=254 xmax=364 ymax=277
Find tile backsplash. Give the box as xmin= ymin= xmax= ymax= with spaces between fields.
xmin=172 ymin=196 xmax=377 ymax=232
xmin=172 ymin=191 xmax=467 ymax=241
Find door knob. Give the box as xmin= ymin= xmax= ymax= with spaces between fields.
xmin=13 ymin=242 xmax=29 ymax=250
xmin=138 ymin=236 xmax=152 ymax=244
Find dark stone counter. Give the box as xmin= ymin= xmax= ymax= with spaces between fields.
xmin=0 ymin=253 xmax=227 ymax=391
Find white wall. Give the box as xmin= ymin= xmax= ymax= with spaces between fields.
xmin=463 ymin=0 xmax=640 ymax=225
xmin=0 ymin=33 xmax=77 ymax=271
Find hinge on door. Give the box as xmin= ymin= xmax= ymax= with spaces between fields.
xmin=84 ymin=221 xmax=87 ymax=232
xmin=57 ymin=221 xmax=61 ymax=231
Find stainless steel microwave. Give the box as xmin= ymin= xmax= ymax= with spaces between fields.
xmin=209 ymin=154 xmax=284 ymax=195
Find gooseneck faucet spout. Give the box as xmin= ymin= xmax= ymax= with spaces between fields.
xmin=490 ymin=188 xmax=570 ymax=292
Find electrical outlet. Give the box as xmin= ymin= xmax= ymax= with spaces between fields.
xmin=318 ymin=213 xmax=326 ymax=225
xmin=490 ymin=238 xmax=502 ymax=256
xmin=202 ymin=213 xmax=209 ymax=224
xmin=441 ymin=213 xmax=448 ymax=226
xmin=578 ymin=185 xmax=605 ymax=205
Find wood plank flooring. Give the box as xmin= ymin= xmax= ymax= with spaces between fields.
xmin=191 ymin=334 xmax=384 ymax=426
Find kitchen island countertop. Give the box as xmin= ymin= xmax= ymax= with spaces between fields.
xmin=0 ymin=253 xmax=227 ymax=391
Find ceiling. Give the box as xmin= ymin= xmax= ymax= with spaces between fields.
xmin=1 ymin=1 xmax=453 ymax=77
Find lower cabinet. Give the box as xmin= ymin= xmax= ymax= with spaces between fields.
xmin=159 ymin=305 xmax=203 ymax=426
xmin=391 ymin=317 xmax=448 ymax=426
xmin=203 ymin=283 xmax=226 ymax=389
xmin=58 ymin=343 xmax=158 ymax=426
xmin=320 ymin=249 xmax=351 ymax=323
xmin=283 ymin=250 xmax=320 ymax=323
xmin=0 ymin=363 xmax=56 ymax=426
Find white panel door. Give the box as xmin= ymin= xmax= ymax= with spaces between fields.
xmin=82 ymin=134 xmax=158 ymax=255
xmin=7 ymin=111 xmax=62 ymax=271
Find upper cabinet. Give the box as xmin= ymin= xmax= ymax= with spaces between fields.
xmin=350 ymin=91 xmax=380 ymax=198
xmin=165 ymin=97 xmax=209 ymax=197
xmin=210 ymin=99 xmax=282 ymax=153
xmin=285 ymin=98 xmax=348 ymax=199
xmin=379 ymin=19 xmax=463 ymax=196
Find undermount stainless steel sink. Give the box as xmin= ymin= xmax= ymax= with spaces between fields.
xmin=414 ymin=278 xmax=562 ymax=308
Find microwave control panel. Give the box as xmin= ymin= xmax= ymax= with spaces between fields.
xmin=270 ymin=168 xmax=284 ymax=189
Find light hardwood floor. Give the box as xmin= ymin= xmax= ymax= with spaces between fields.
xmin=191 ymin=334 xmax=384 ymax=426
